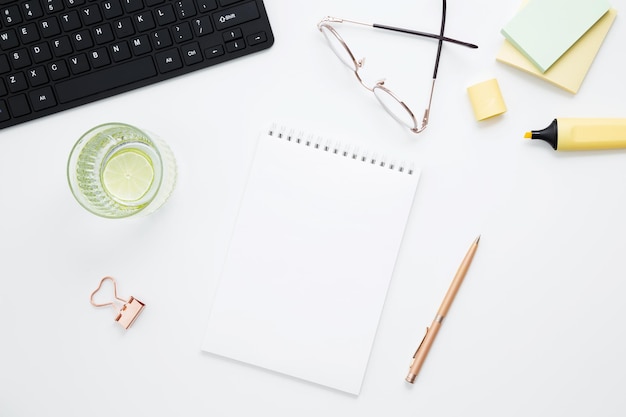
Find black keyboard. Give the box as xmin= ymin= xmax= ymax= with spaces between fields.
xmin=0 ymin=0 xmax=273 ymax=129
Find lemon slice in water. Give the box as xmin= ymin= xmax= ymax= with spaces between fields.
xmin=102 ymin=149 xmax=154 ymax=202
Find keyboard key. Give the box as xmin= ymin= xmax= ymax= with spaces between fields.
xmin=48 ymin=59 xmax=69 ymax=80
xmin=129 ymin=34 xmax=151 ymax=54
xmin=134 ymin=10 xmax=156 ymax=32
xmin=7 ymin=93 xmax=30 ymax=117
xmin=154 ymin=4 xmax=175 ymax=25
xmin=204 ymin=44 xmax=223 ymax=59
xmin=222 ymin=28 xmax=242 ymax=41
xmin=196 ymin=0 xmax=217 ymax=13
xmin=172 ymin=22 xmax=193 ymax=43
xmin=6 ymin=71 xmax=27 ymax=92
xmin=29 ymin=86 xmax=56 ymax=110
xmin=18 ymin=23 xmax=40 ymax=43
xmin=65 ymin=0 xmax=85 ymax=7
xmin=2 ymin=5 xmax=22 ymax=26
xmin=155 ymin=48 xmax=182 ymax=72
xmin=68 ymin=53 xmax=90 ymax=74
xmin=110 ymin=40 xmax=131 ymax=61
xmin=181 ymin=42 xmax=202 ymax=65
xmin=213 ymin=1 xmax=259 ymax=31
xmin=81 ymin=5 xmax=103 ymax=26
xmin=93 ymin=23 xmax=114 ymax=44
xmin=51 ymin=35 xmax=73 ymax=56
xmin=0 ymin=54 xmax=10 ymax=73
xmin=219 ymin=0 xmax=242 ymax=6
xmin=39 ymin=17 xmax=61 ymax=37
xmin=225 ymin=38 xmax=244 ymax=53
xmin=123 ymin=0 xmax=144 ymax=13
xmin=31 ymin=42 xmax=53 ymax=63
xmin=72 ymin=29 xmax=93 ymax=50
xmin=10 ymin=48 xmax=31 ymax=69
xmin=0 ymin=99 xmax=9 ymax=122
xmin=45 ymin=0 xmax=64 ymax=13
xmin=247 ymin=31 xmax=266 ymax=46
xmin=59 ymin=10 xmax=81 ymax=31
xmin=175 ymin=0 xmax=196 ymax=19
xmin=102 ymin=0 xmax=124 ymax=19
xmin=56 ymin=56 xmax=157 ymax=103
xmin=151 ymin=28 xmax=171 ymax=49
xmin=0 ymin=28 xmax=20 ymax=50
xmin=114 ymin=17 xmax=135 ymax=38
xmin=192 ymin=15 xmax=212 ymax=36
xmin=22 ymin=0 xmax=43 ymax=20
xmin=27 ymin=65 xmax=48 ymax=86
xmin=89 ymin=47 xmax=110 ymax=68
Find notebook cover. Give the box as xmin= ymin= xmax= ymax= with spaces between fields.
xmin=500 ymin=0 xmax=610 ymax=73
xmin=202 ymin=126 xmax=420 ymax=395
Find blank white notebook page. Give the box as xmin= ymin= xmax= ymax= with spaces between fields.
xmin=202 ymin=127 xmax=420 ymax=395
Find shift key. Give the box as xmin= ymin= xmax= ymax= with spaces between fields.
xmin=213 ymin=1 xmax=259 ymax=31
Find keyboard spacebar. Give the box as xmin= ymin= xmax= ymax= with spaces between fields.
xmin=56 ymin=57 xmax=158 ymax=104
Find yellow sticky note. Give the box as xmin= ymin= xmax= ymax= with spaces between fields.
xmin=497 ymin=5 xmax=617 ymax=94
xmin=467 ymin=79 xmax=507 ymax=121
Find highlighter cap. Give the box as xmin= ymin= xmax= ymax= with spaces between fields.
xmin=467 ymin=78 xmax=507 ymax=121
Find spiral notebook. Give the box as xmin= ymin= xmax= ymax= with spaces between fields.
xmin=202 ymin=125 xmax=420 ymax=395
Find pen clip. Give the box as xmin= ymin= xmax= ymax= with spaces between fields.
xmin=412 ymin=326 xmax=430 ymax=358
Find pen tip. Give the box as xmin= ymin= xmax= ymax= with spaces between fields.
xmin=524 ymin=131 xmax=532 ymax=139
xmin=475 ymin=235 xmax=481 ymax=243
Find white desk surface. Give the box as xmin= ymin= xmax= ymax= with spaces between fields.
xmin=2 ymin=1 xmax=626 ymax=415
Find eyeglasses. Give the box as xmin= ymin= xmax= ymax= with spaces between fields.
xmin=317 ymin=1 xmax=478 ymax=134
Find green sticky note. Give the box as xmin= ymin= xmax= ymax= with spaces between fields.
xmin=501 ymin=0 xmax=610 ymax=73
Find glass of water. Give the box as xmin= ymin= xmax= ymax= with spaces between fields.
xmin=67 ymin=122 xmax=177 ymax=219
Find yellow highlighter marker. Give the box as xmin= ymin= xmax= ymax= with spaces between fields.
xmin=525 ymin=118 xmax=626 ymax=151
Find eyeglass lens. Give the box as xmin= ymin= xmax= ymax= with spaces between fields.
xmin=373 ymin=87 xmax=417 ymax=130
xmin=319 ymin=25 xmax=359 ymax=71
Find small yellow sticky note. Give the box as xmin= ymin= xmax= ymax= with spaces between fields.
xmin=467 ymin=78 xmax=507 ymax=121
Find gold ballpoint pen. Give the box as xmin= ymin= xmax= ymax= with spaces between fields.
xmin=406 ymin=235 xmax=481 ymax=383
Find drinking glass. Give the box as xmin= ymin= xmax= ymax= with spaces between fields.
xmin=67 ymin=122 xmax=177 ymax=218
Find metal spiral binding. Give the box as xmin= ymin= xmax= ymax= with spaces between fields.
xmin=268 ymin=124 xmax=414 ymax=175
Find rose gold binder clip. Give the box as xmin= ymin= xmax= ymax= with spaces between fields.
xmin=90 ymin=276 xmax=145 ymax=329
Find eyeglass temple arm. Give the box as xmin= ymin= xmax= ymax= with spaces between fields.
xmin=419 ymin=0 xmax=446 ymax=134
xmin=419 ymin=2 xmax=447 ymax=131
xmin=373 ymin=23 xmax=477 ymax=49
xmin=321 ymin=17 xmax=477 ymax=49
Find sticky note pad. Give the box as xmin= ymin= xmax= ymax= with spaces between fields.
xmin=467 ymin=79 xmax=507 ymax=121
xmin=497 ymin=7 xmax=617 ymax=94
xmin=501 ymin=0 xmax=610 ymax=73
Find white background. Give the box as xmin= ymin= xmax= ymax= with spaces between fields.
xmin=2 ymin=0 xmax=626 ymax=416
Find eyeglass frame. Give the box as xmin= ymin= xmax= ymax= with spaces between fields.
xmin=317 ymin=1 xmax=477 ymax=134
